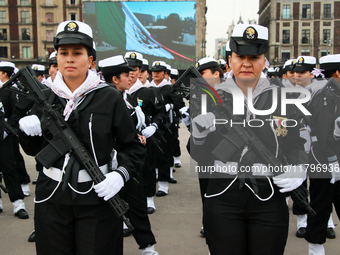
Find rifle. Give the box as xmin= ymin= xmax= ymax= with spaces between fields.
xmin=2 ymin=66 xmax=134 ymax=231
xmin=189 ymin=72 xmax=316 ymax=216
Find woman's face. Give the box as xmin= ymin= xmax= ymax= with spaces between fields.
xmin=230 ymin=52 xmax=265 ymax=80
xmin=138 ymin=70 xmax=149 ymax=85
xmin=57 ymin=44 xmax=92 ymax=88
xmin=295 ymin=71 xmax=313 ymax=87
xmin=48 ymin=63 xmax=58 ymax=81
xmin=114 ymin=72 xmax=132 ymax=91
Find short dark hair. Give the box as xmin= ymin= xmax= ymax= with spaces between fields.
xmin=103 ymin=73 xmax=121 ymax=84
xmin=323 ymin=70 xmax=337 ymax=79
xmin=199 ymin=67 xmax=224 ymax=78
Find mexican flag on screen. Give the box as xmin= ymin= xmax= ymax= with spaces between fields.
xmin=94 ymin=2 xmax=192 ymax=61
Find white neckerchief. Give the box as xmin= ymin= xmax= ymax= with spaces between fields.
xmin=128 ymin=79 xmax=144 ymax=95
xmin=151 ymin=78 xmax=171 ymax=88
xmin=282 ymin=78 xmax=295 ymax=88
xmin=143 ymin=80 xmax=151 ymax=87
xmin=50 ymin=70 xmax=102 ymax=121
xmin=122 ymin=91 xmax=134 ymax=109
xmin=43 ymin=76 xmax=53 ymax=88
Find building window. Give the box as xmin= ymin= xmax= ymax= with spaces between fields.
xmin=0 ymin=11 xmax=6 ymax=23
xmin=324 ymin=4 xmax=331 ymax=18
xmin=282 ymin=30 xmax=290 ymax=44
xmin=321 ymin=50 xmax=330 ymax=57
xmin=302 ymin=4 xmax=311 ymax=19
xmin=22 ymin=28 xmax=30 ymax=40
xmin=46 ymin=30 xmax=54 ymax=41
xmin=22 ymin=46 xmax=31 ymax=58
xmin=282 ymin=51 xmax=290 ymax=63
xmin=0 ymin=0 xmax=5 ymax=6
xmin=70 ymin=0 xmax=75 ymax=5
xmin=69 ymin=13 xmax=76 ymax=20
xmin=0 ymin=46 xmax=7 ymax=58
xmin=282 ymin=5 xmax=290 ymax=19
xmin=21 ymin=11 xmax=30 ymax=23
xmin=302 ymin=29 xmax=310 ymax=44
xmin=45 ymin=0 xmax=53 ymax=5
xmin=46 ymin=12 xmax=53 ymax=23
xmin=20 ymin=0 xmax=29 ymax=5
xmin=323 ymin=29 xmax=331 ymax=44
xmin=301 ymin=50 xmax=310 ymax=56
xmin=0 ymin=28 xmax=6 ymax=40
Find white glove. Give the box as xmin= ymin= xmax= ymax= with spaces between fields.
xmin=142 ymin=125 xmax=156 ymax=138
xmin=19 ymin=115 xmax=42 ymax=136
xmin=93 ymin=171 xmax=124 ymax=201
xmin=134 ymin=106 xmax=145 ymax=131
xmin=273 ymin=165 xmax=306 ymax=193
xmin=329 ymin=161 xmax=340 ymax=184
xmin=165 ymin=103 xmax=173 ymax=112
xmin=3 ymin=131 xmax=8 ymax=140
xmin=179 ymin=106 xmax=189 ymax=115
xmin=192 ymin=112 xmax=216 ymax=139
xmin=334 ymin=116 xmax=340 ymax=140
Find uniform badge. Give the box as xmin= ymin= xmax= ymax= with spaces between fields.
xmin=243 ymin=26 xmax=257 ymax=40
xmin=131 ymin=53 xmax=136 ymax=59
xmin=33 ymin=66 xmax=38 ymax=70
xmin=298 ymin=57 xmax=304 ymax=64
xmin=273 ymin=116 xmax=288 ymax=137
xmin=65 ymin=22 xmax=78 ymax=32
xmin=195 ymin=62 xmax=199 ymax=68
xmin=137 ymin=98 xmax=143 ymax=107
xmin=156 ymin=61 xmax=160 ymax=66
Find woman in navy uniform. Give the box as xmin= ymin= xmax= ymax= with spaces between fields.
xmin=99 ymin=55 xmax=158 ymax=255
xmin=305 ymin=54 xmax=340 ymax=255
xmin=190 ymin=24 xmax=307 ymax=254
xmin=18 ymin=21 xmax=145 ymax=255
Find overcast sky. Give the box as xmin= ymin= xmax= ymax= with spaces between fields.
xmin=205 ymin=0 xmax=259 ymax=57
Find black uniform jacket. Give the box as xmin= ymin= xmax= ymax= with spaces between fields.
xmin=130 ymin=86 xmax=165 ymax=128
xmin=308 ymin=83 xmax=340 ymax=178
xmin=20 ymin=84 xmax=146 ymax=205
xmin=190 ymin=85 xmax=307 ymax=198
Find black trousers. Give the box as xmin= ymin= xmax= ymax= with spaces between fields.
xmin=292 ymin=179 xmax=309 ymax=215
xmin=0 ymin=135 xmax=24 ymax=202
xmin=305 ymin=178 xmax=337 ymax=244
xmin=172 ymin=123 xmax=181 ymax=157
xmin=156 ymin=131 xmax=173 ymax=182
xmin=123 ymin=176 xmax=156 ymax=249
xmin=35 ymin=202 xmax=123 ymax=255
xmin=203 ymin=179 xmax=289 ymax=255
xmin=12 ymin=137 xmax=30 ymax=184
xmin=142 ymin=142 xmax=157 ymax=197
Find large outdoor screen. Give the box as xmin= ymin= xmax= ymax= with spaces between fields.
xmin=83 ymin=1 xmax=196 ymax=69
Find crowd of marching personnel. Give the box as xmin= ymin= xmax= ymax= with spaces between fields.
xmin=0 ymin=19 xmax=340 ymax=255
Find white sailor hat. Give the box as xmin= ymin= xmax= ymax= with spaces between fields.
xmin=230 ymin=24 xmax=269 ymax=56
xmin=282 ymin=59 xmax=296 ymax=72
xmin=98 ymin=55 xmax=135 ymax=77
xmin=124 ymin=52 xmax=143 ymax=68
xmin=292 ymin=56 xmax=316 ymax=72
xmin=319 ymin=54 xmax=340 ymax=71
xmin=165 ymin=64 xmax=171 ymax=74
xmin=170 ymin=68 xmax=179 ymax=79
xmin=195 ymin=57 xmax=219 ymax=72
xmin=267 ymin=66 xmax=281 ymax=76
xmin=226 ymin=41 xmax=231 ymax=53
xmin=54 ymin=20 xmax=93 ymax=50
xmin=217 ymin=59 xmax=226 ymax=70
xmin=141 ymin=59 xmax=149 ymax=71
xmin=152 ymin=60 xmax=167 ymax=71
xmin=32 ymin=64 xmax=45 ymax=75
xmin=48 ymin=51 xmax=57 ymax=65
xmin=0 ymin=61 xmax=15 ymax=74
xmin=91 ymin=41 xmax=96 ymax=61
